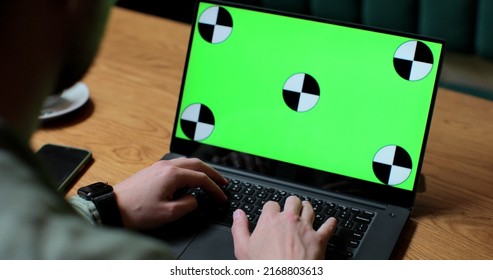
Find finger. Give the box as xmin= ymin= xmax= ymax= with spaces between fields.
xmin=300 ymin=200 xmax=315 ymax=224
xmin=231 ymin=209 xmax=251 ymax=259
xmin=282 ymin=196 xmax=302 ymax=214
xmin=317 ymin=217 xmax=338 ymax=242
xmin=169 ymin=158 xmax=228 ymax=186
xmin=262 ymin=200 xmax=281 ymax=213
xmin=255 ymin=200 xmax=281 ymax=226
xmin=175 ymin=168 xmax=228 ymax=201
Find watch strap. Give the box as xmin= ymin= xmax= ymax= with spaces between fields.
xmin=92 ymin=191 xmax=123 ymax=227
xmin=78 ymin=182 xmax=123 ymax=227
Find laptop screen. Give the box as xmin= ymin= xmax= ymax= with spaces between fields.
xmin=171 ymin=0 xmax=444 ymax=206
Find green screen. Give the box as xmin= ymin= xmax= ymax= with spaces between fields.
xmin=176 ymin=2 xmax=442 ymax=191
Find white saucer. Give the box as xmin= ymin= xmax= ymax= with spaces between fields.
xmin=39 ymin=82 xmax=90 ymax=120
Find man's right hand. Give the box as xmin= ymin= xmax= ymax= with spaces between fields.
xmin=231 ymin=196 xmax=338 ymax=259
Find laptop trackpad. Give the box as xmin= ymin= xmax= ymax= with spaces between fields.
xmin=177 ymin=225 xmax=236 ymax=260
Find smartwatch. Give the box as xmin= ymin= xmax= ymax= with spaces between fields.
xmin=77 ymin=182 xmax=123 ymax=227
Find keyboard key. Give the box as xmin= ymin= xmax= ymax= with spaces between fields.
xmin=256 ymin=191 xmax=268 ymax=198
xmin=339 ymin=228 xmax=364 ymax=240
xmin=338 ymin=211 xmax=352 ymax=220
xmin=361 ymin=210 xmax=375 ymax=218
xmin=355 ymin=223 xmax=368 ymax=232
xmin=241 ymin=204 xmax=255 ymax=212
xmin=243 ymin=188 xmax=255 ymax=195
xmin=350 ymin=207 xmax=361 ymax=214
xmin=341 ymin=220 xmax=354 ymax=229
xmin=244 ymin=197 xmax=256 ymax=204
xmin=353 ymin=215 xmax=372 ymax=224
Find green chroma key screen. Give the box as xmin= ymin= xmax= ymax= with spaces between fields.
xmin=176 ymin=2 xmax=443 ymax=191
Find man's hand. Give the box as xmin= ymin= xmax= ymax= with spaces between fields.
xmin=231 ymin=196 xmax=337 ymax=259
xmin=114 ymin=158 xmax=228 ymax=230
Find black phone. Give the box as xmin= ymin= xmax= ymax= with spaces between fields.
xmin=35 ymin=144 xmax=93 ymax=193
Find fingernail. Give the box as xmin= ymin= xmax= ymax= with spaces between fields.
xmin=233 ymin=209 xmax=242 ymax=219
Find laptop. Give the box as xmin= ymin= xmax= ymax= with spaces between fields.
xmin=154 ymin=0 xmax=445 ymax=259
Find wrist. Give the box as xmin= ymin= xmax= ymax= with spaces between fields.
xmin=77 ymin=182 xmax=123 ymax=227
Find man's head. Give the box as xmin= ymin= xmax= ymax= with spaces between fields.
xmin=56 ymin=0 xmax=115 ymax=92
xmin=0 ymin=0 xmax=114 ymax=138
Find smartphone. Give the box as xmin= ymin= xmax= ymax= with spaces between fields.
xmin=35 ymin=144 xmax=93 ymax=193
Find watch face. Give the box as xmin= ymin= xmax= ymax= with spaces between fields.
xmin=78 ymin=182 xmax=113 ymax=198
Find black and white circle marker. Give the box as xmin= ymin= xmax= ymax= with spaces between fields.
xmin=198 ymin=6 xmax=233 ymax=44
xmin=394 ymin=40 xmax=434 ymax=81
xmin=180 ymin=104 xmax=215 ymax=141
xmin=373 ymin=145 xmax=413 ymax=185
xmin=283 ymin=73 xmax=320 ymax=112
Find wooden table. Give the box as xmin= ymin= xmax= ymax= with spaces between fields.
xmin=31 ymin=7 xmax=493 ymax=260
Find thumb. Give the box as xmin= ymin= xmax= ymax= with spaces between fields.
xmin=231 ymin=209 xmax=251 ymax=259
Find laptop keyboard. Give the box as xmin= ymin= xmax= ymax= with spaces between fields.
xmin=190 ymin=177 xmax=376 ymax=259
